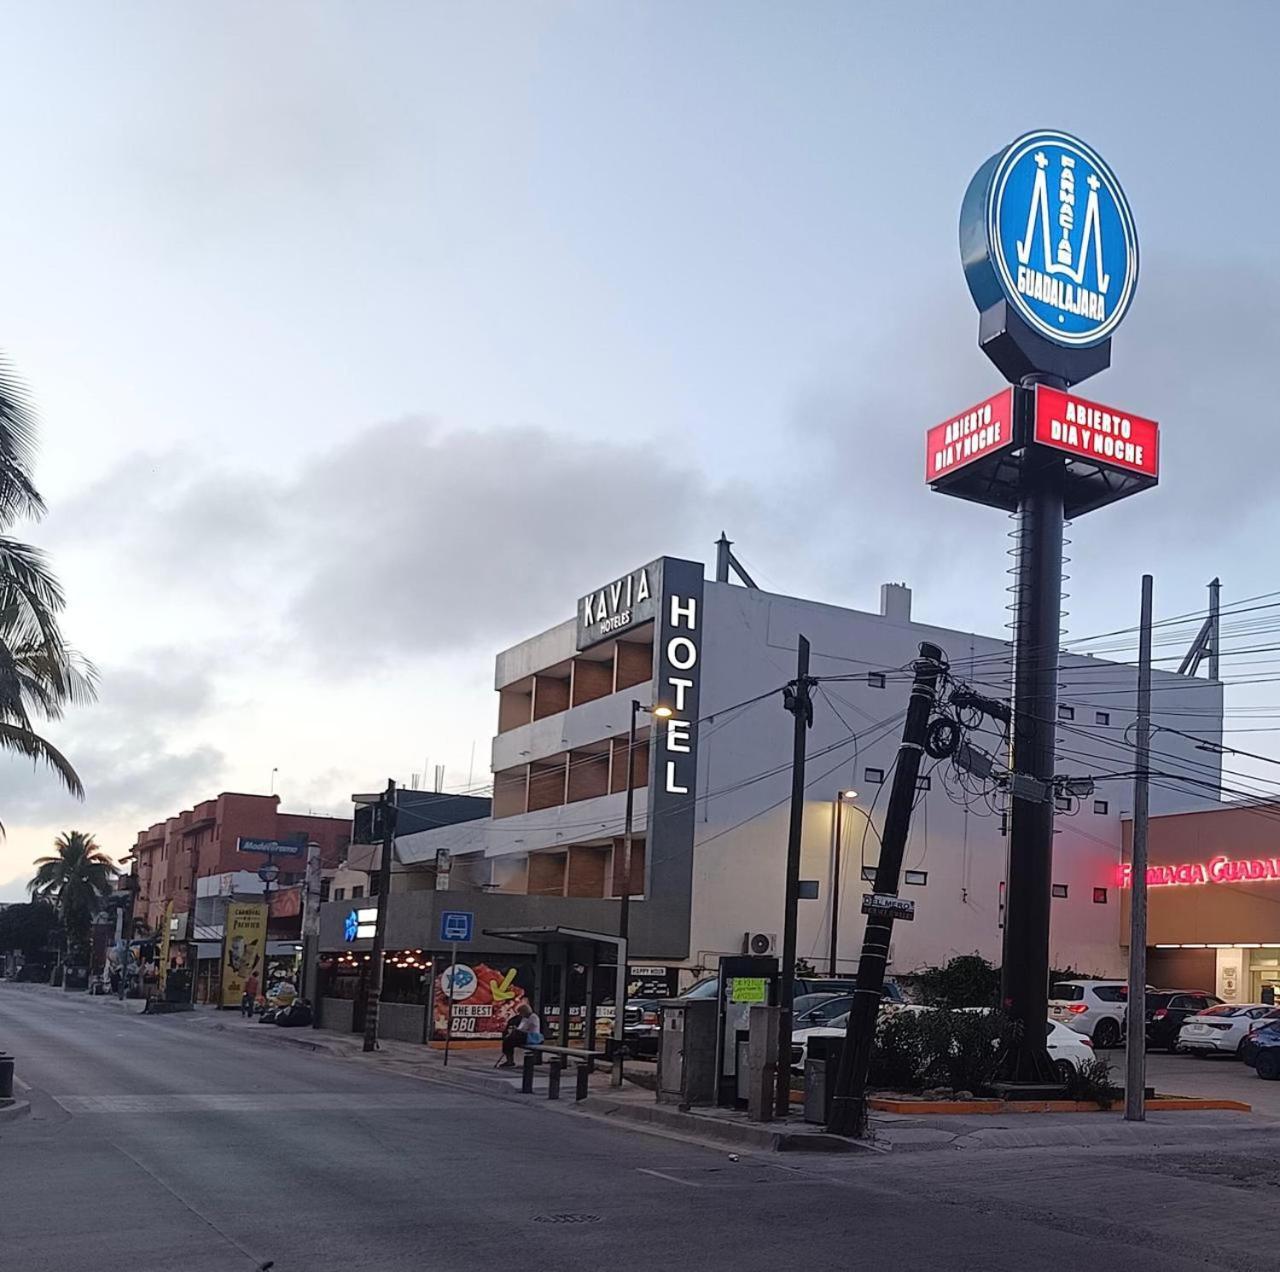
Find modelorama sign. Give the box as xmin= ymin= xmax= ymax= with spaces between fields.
xmin=1119 ymin=857 xmax=1280 ymax=888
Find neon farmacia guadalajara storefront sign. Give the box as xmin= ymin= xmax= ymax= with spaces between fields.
xmin=1118 ymin=857 xmax=1280 ymax=888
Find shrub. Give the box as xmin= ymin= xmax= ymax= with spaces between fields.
xmin=869 ymin=1010 xmax=929 ymax=1091
xmin=916 ymin=1008 xmax=1007 ymax=1094
xmin=912 ymin=955 xmax=1000 ymax=1009
xmin=1063 ymin=1057 xmax=1118 ymax=1108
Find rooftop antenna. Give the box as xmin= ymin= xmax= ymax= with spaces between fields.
xmin=714 ymin=531 xmax=758 ymax=588
xmin=433 ymin=764 xmax=445 ymax=793
xmin=1176 ymin=577 xmax=1220 ymax=679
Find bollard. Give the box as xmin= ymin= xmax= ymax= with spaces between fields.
xmin=521 ymin=1051 xmax=536 ymax=1094
xmin=0 ymin=1054 xmax=13 ymax=1099
xmin=547 ymin=1059 xmax=562 ymax=1100
xmin=575 ymin=1063 xmax=589 ymax=1102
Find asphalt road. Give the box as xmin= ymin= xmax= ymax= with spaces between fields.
xmin=2 ymin=984 xmax=1277 ymax=1272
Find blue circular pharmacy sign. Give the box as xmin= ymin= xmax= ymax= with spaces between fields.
xmin=960 ymin=130 xmax=1138 ymax=348
xmin=343 ymin=909 xmax=359 ymax=943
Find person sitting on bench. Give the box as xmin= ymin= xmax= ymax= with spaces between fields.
xmin=497 ymin=1001 xmax=543 ymax=1067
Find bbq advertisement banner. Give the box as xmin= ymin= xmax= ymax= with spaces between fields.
xmin=219 ymin=902 xmax=267 ymax=1008
xmin=432 ymin=957 xmax=534 ymax=1040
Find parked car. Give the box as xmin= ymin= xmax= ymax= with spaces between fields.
xmin=1049 ymin=980 xmax=1129 ymax=1047
xmin=1243 ymin=1020 xmax=1280 ymax=1074
xmin=623 ymin=998 xmax=665 ymax=1057
xmin=1177 ymin=1003 xmax=1280 ymax=1057
xmin=677 ymin=976 xmax=902 ymax=1005
xmin=1241 ymin=1019 xmax=1280 ymax=1068
xmin=793 ymin=994 xmax=853 ymax=1029
xmin=1145 ymin=990 xmax=1224 ymax=1051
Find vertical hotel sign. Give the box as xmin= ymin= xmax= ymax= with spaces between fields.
xmin=220 ymin=901 xmax=267 ymax=1008
xmin=649 ymin=558 xmax=703 ymax=916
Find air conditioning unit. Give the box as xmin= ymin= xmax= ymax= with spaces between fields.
xmin=743 ymin=931 xmax=777 ymax=956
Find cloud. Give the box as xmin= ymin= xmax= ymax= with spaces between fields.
xmin=51 ymin=416 xmax=768 ymax=668
xmin=0 ymin=659 xmax=225 ymax=831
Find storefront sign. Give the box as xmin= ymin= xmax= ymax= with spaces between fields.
xmin=577 ymin=561 xmax=658 ymax=650
xmin=1034 ymin=385 xmax=1158 ymax=477
xmin=1119 ymin=856 xmax=1280 ymax=888
xmin=237 ymin=836 xmax=306 ymax=857
xmin=730 ymin=977 xmax=767 ymax=1004
xmin=861 ymin=893 xmax=915 ymax=921
xmin=344 ymin=907 xmax=376 ymax=942
xmin=219 ymin=901 xmax=267 ymax=1008
xmin=925 ymin=388 xmax=1015 ymax=482
xmin=961 ymin=129 xmax=1139 ymax=348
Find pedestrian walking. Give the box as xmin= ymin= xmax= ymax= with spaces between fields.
xmin=241 ymin=971 xmax=259 ymax=1018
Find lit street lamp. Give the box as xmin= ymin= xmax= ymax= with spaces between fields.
xmin=613 ymin=698 xmax=672 ymax=1087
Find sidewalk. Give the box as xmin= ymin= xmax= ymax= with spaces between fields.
xmin=198 ymin=1015 xmax=1280 ymax=1157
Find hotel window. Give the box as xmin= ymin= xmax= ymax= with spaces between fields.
xmin=861 ymin=866 xmax=878 ymax=883
xmin=320 ymin=878 xmax=331 ymax=902
xmin=1052 ymin=884 xmax=1069 ymax=899
xmin=868 ymin=672 xmax=886 ymax=689
xmin=352 ymin=885 xmax=364 ymax=899
xmin=333 ymin=887 xmax=345 ymax=901
xmin=916 ymin=775 xmax=931 ymax=792
xmin=1055 ymin=796 xmax=1071 ymax=813
xmin=1058 ymin=704 xmax=1075 ymax=721
xmin=1093 ymin=887 xmax=1108 ymax=904
xmin=864 ymin=767 xmax=885 ymax=785
xmin=904 ymin=870 xmax=928 ymax=886
xmin=1095 ymin=711 xmax=1110 ymax=726
xmin=1093 ymin=799 xmax=1109 ymax=815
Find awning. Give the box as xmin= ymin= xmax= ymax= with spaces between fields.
xmin=482 ymin=926 xmax=624 ymax=961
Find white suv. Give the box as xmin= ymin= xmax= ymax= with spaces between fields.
xmin=1049 ymin=979 xmax=1127 ymax=1048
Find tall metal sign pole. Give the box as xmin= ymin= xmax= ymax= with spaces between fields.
xmin=929 ymin=130 xmax=1156 ymax=1084
xmin=362 ymin=779 xmax=397 ymax=1053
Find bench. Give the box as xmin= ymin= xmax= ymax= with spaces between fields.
xmin=520 ymin=1045 xmax=608 ymax=1101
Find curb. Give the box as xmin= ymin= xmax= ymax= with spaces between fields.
xmin=868 ymin=1096 xmax=1254 ymax=1115
xmin=579 ymin=1097 xmax=863 ymax=1153
xmin=0 ymin=1099 xmax=31 ymax=1123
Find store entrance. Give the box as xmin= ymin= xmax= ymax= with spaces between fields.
xmin=1248 ymin=948 xmax=1280 ymax=1004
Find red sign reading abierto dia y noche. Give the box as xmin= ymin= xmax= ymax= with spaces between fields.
xmin=1034 ymin=385 xmax=1159 ymax=478
xmin=925 ymin=387 xmax=1014 ymax=482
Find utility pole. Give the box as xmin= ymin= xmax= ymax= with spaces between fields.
xmin=185 ymin=838 xmax=200 ymax=1005
xmin=362 ymin=780 xmax=397 ymax=1053
xmin=828 ymin=642 xmax=945 ymax=1138
xmin=1125 ymin=575 xmax=1154 ymax=1121
xmin=300 ymin=841 xmax=322 ymax=1023
xmin=775 ymin=634 xmax=814 ymax=1117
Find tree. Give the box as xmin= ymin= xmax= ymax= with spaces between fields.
xmin=0 ymin=898 xmax=58 ymax=957
xmin=913 ymin=954 xmax=1001 ymax=1009
xmin=0 ymin=358 xmax=96 ymax=803
xmin=28 ymin=830 xmax=116 ymax=956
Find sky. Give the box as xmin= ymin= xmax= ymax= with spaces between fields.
xmin=1 ymin=0 xmax=1278 ymax=897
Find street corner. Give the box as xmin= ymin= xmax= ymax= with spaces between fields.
xmin=0 ymin=1098 xmax=32 ymax=1122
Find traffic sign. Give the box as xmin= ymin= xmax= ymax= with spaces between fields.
xmin=439 ymin=910 xmax=473 ymax=943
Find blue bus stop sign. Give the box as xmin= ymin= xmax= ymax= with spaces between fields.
xmin=440 ymin=910 xmax=473 ymax=944
xmin=960 ymin=129 xmax=1138 ymax=349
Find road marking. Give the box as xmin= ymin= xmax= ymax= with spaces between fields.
xmin=12 ymin=1075 xmax=30 ymax=1092
xmin=51 ymin=1092 xmax=459 ymax=1115
xmin=636 ymin=1168 xmax=704 ymax=1187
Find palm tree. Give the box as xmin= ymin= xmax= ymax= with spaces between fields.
xmin=29 ymin=830 xmax=116 ymax=955
xmin=0 ymin=357 xmax=95 ymax=800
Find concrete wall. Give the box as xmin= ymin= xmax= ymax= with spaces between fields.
xmin=378 ymin=1002 xmax=426 ymax=1043
xmin=320 ymin=997 xmax=354 ymax=1034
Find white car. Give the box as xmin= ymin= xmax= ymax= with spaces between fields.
xmin=1177 ymin=1003 xmax=1280 ymax=1057
xmin=1049 ymin=979 xmax=1128 ymax=1048
xmin=791 ymin=1014 xmax=1094 ymax=1078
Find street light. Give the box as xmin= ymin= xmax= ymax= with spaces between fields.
xmin=830 ymin=791 xmax=873 ymax=976
xmin=612 ymin=698 xmax=672 ymax=1087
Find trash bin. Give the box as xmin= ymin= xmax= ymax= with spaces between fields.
xmin=0 ymin=1054 xmax=14 ymax=1099
xmin=804 ymin=1035 xmax=844 ymax=1124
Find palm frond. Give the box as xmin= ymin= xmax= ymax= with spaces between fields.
xmin=0 ymin=722 xmax=84 ymax=798
xmin=0 ymin=358 xmax=45 ymax=526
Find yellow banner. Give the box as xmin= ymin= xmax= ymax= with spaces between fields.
xmin=158 ymin=902 xmax=172 ymax=993
xmin=220 ymin=902 xmax=267 ymax=1008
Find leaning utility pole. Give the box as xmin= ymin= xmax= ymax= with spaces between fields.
xmin=362 ymin=780 xmax=397 ymax=1053
xmin=1125 ymin=575 xmax=1154 ymax=1121
xmin=775 ymin=635 xmax=814 ymax=1117
xmin=828 ymin=642 xmax=945 ymax=1138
